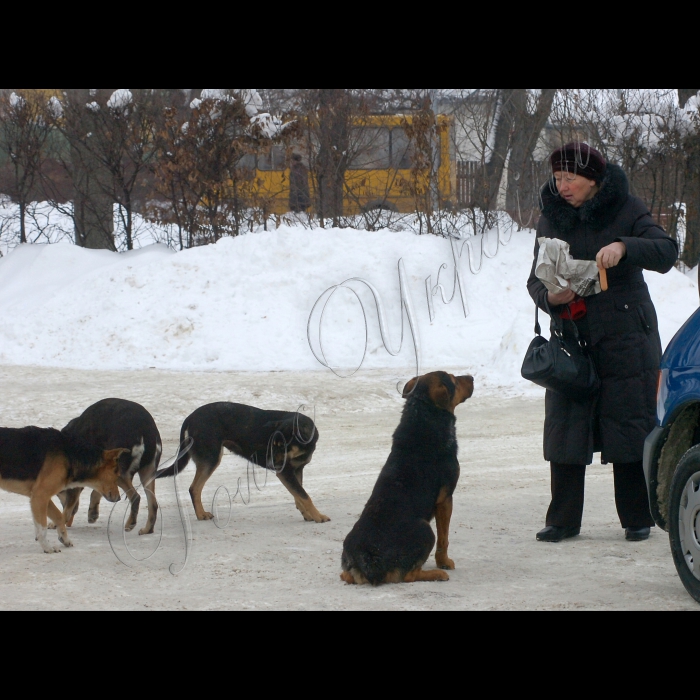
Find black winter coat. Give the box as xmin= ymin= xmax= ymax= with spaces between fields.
xmin=289 ymin=160 xmax=311 ymax=212
xmin=528 ymin=164 xmax=678 ymax=465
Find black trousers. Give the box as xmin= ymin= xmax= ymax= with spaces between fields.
xmin=546 ymin=461 xmax=654 ymax=530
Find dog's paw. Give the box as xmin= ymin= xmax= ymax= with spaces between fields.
xmin=87 ymin=512 xmax=99 ymax=525
xmin=436 ymin=557 xmax=455 ymax=571
xmin=435 ymin=571 xmax=450 ymax=582
xmin=302 ymin=509 xmax=331 ymax=523
xmin=124 ymin=522 xmax=137 ymax=533
xmin=199 ymin=512 xmax=215 ymax=521
xmin=59 ymin=537 xmax=74 ymax=549
xmin=43 ymin=545 xmax=62 ymax=554
xmin=48 ymin=522 xmax=57 ymax=531
xmin=138 ymin=527 xmax=155 ymax=536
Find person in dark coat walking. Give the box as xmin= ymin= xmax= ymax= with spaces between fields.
xmin=289 ymin=153 xmax=311 ymax=213
xmin=528 ymin=142 xmax=679 ymax=543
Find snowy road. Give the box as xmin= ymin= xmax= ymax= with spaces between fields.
xmin=0 ymin=365 xmax=696 ymax=611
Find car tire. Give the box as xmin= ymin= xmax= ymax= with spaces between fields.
xmin=669 ymin=445 xmax=700 ymax=604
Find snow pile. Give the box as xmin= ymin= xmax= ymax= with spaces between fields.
xmin=0 ymin=227 xmax=697 ymax=394
xmin=9 ymin=92 xmax=25 ymax=108
xmin=106 ymin=89 xmax=133 ymax=111
xmin=47 ymin=96 xmax=63 ymax=119
xmin=190 ymin=89 xmax=286 ymax=139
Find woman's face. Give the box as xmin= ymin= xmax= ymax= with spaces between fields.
xmin=554 ymin=171 xmax=599 ymax=208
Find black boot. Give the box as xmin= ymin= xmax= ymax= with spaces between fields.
xmin=625 ymin=527 xmax=651 ymax=542
xmin=537 ymin=526 xmax=581 ymax=543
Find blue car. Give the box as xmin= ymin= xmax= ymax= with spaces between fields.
xmin=645 ymin=305 xmax=700 ymax=603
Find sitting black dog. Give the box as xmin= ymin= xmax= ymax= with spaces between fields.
xmin=341 ymin=372 xmax=474 ymax=586
xmin=156 ymin=403 xmax=328 ymax=524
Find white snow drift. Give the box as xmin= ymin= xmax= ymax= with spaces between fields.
xmin=0 ymin=227 xmax=697 ymax=394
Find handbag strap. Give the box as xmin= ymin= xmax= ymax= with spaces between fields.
xmin=561 ymin=302 xmax=582 ymax=343
xmin=535 ymin=296 xmax=582 ymax=343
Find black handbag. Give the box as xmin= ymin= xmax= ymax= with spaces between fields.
xmin=521 ymin=301 xmax=600 ymax=401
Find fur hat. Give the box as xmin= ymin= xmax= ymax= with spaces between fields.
xmin=551 ymin=142 xmax=607 ymax=182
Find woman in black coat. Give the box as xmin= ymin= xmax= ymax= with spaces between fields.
xmin=528 ymin=143 xmax=679 ymax=543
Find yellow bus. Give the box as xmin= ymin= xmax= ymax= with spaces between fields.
xmin=248 ymin=114 xmax=456 ymax=216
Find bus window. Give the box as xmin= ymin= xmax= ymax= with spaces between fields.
xmin=237 ymin=153 xmax=257 ymax=171
xmin=391 ymin=128 xmax=414 ymax=169
xmin=349 ymin=127 xmax=391 ymax=170
xmin=258 ymin=145 xmax=287 ymax=171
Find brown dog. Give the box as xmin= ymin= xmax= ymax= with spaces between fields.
xmin=0 ymin=427 xmax=125 ymax=554
xmin=341 ymin=372 xmax=474 ymax=585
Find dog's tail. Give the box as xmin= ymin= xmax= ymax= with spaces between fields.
xmin=155 ymin=424 xmax=192 ymax=480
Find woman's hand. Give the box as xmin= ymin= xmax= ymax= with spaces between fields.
xmin=548 ymin=289 xmax=577 ymax=306
xmin=597 ymin=242 xmax=627 ymax=270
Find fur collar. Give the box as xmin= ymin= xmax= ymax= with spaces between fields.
xmin=540 ymin=163 xmax=630 ymax=234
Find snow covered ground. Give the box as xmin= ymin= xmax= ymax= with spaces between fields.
xmin=0 ymin=225 xmax=697 ymax=394
xmin=0 ymin=365 xmax=696 ymax=611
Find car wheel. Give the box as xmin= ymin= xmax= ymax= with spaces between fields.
xmin=669 ymin=445 xmax=700 ymax=604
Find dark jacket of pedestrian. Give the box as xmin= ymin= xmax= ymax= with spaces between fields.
xmin=528 ymin=162 xmax=678 ymax=467
xmin=289 ymin=155 xmax=311 ymax=213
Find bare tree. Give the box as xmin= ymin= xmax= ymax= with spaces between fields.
xmin=442 ymin=88 xmax=557 ymax=229
xmin=0 ymin=90 xmax=53 ymax=244
xmin=675 ymin=89 xmax=700 ymax=268
xmin=302 ymin=89 xmax=354 ymax=227
xmin=42 ymin=89 xmax=117 ymax=250
xmin=505 ymin=89 xmax=558 ymax=217
xmin=478 ymin=89 xmax=516 ymax=211
xmin=54 ymin=89 xmax=162 ymax=251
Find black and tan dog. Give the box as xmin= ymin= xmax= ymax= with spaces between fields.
xmin=0 ymin=427 xmax=125 ymax=554
xmin=341 ymin=371 xmax=474 ymax=586
xmin=60 ymin=399 xmax=163 ymax=536
xmin=156 ymin=403 xmax=329 ymax=524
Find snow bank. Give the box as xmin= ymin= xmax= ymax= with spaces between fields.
xmin=0 ymin=227 xmax=697 ymax=394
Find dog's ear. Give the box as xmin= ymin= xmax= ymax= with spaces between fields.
xmin=428 ymin=374 xmax=457 ymax=412
xmin=264 ymin=421 xmax=292 ymax=442
xmin=102 ymin=448 xmax=130 ymax=468
xmin=429 ymin=384 xmax=452 ymax=411
xmin=292 ymin=418 xmax=316 ymax=445
xmin=402 ymin=377 xmax=420 ymax=399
